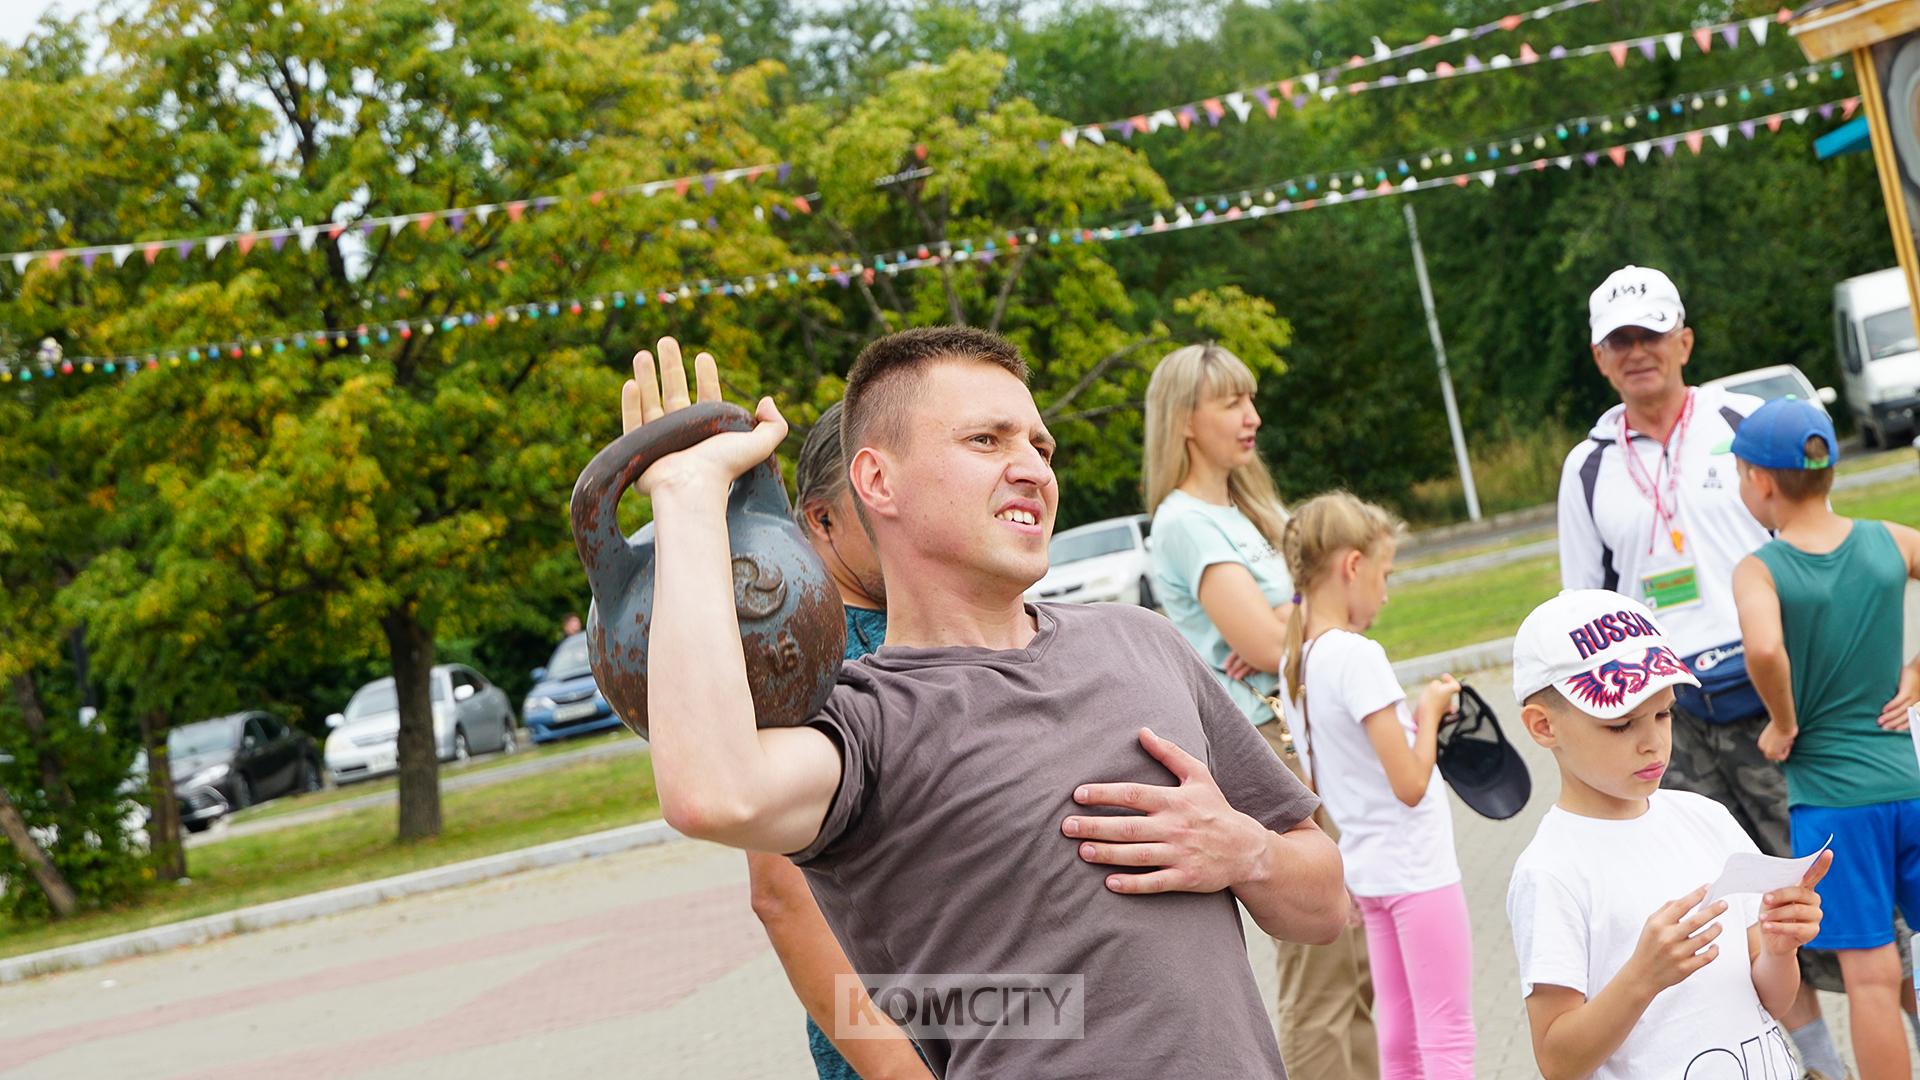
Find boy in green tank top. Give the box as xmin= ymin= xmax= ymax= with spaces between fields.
xmin=1729 ymin=397 xmax=1920 ymax=1080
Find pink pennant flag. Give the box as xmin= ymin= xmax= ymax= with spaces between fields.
xmin=1130 ymin=115 xmax=1149 ymax=133
xmin=1177 ymin=107 xmax=1195 ymax=130
xmin=793 ymin=196 xmax=812 ymax=214
xmin=45 ymin=250 xmax=64 ymax=270
xmin=1499 ymin=14 xmax=1523 ymax=30
xmin=1376 ymin=180 xmax=1393 ymax=193
xmin=1767 ymin=115 xmax=1783 ymax=133
xmin=1609 ymin=42 xmax=1629 ymax=68
xmin=1608 ymin=145 xmax=1628 ymax=167
xmin=1424 ymin=34 xmax=1442 ymax=45
xmin=1453 ymin=175 xmax=1471 ymax=187
xmin=142 ymin=242 xmax=163 ymax=264
xmin=1257 ymin=90 xmax=1279 ymax=118
xmin=1519 ymin=43 xmax=1539 ymax=64
xmin=673 ymin=178 xmax=691 ymax=197
xmin=327 ymin=223 xmax=346 ymax=240
xmin=506 ymin=201 xmax=527 ymax=222
xmin=1842 ymin=98 xmax=1859 ymax=119
xmin=588 ymin=190 xmax=605 ymax=205
xmin=1693 ymin=27 xmax=1712 ymax=53
xmin=1435 ymin=61 xmax=1455 ymax=77
xmin=1347 ymin=55 xmax=1365 ymax=68
xmin=1776 ymin=7 xmax=1792 ymax=22
xmin=237 ymin=233 xmax=257 ymax=256
xmin=1278 ymin=79 xmax=1295 ymax=98
xmin=1685 ymin=131 xmax=1704 ymax=154
xmin=1202 ymin=98 xmax=1224 ymax=119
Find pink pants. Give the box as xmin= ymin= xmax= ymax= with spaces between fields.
xmin=1354 ymin=882 xmax=1475 ymax=1080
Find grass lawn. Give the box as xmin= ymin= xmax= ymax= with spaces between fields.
xmin=0 ymin=748 xmax=659 ymax=961
xmin=227 ymin=728 xmax=630 ymax=826
xmin=1371 ymin=475 xmax=1920 ymax=665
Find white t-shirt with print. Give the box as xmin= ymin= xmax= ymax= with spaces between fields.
xmin=1279 ymin=629 xmax=1459 ymax=897
xmin=1507 ymin=790 xmax=1794 ymax=1080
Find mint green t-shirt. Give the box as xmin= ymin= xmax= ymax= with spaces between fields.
xmin=1755 ymin=520 xmax=1920 ymax=808
xmin=1149 ymin=490 xmax=1293 ymax=724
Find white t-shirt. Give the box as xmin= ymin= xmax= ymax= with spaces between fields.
xmin=1279 ymin=630 xmax=1459 ymax=897
xmin=1556 ymin=385 xmax=1769 ymax=660
xmin=1506 ymin=790 xmax=1794 ymax=1080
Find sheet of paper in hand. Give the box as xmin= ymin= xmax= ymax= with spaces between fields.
xmin=1705 ymin=836 xmax=1833 ymax=904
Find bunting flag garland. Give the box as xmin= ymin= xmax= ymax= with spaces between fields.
xmin=1057 ymin=0 xmax=1601 ymax=146
xmin=9 ymin=98 xmax=1860 ymax=386
xmin=1056 ymin=5 xmax=1802 ymax=147
xmin=1137 ymin=61 xmax=1849 ymax=206
xmin=0 ymin=161 xmax=798 ymax=279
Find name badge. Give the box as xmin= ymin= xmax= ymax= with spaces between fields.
xmin=1641 ymin=565 xmax=1702 ymax=610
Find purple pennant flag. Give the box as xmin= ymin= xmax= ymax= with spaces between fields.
xmin=833 ymin=272 xmax=849 ymax=287
xmin=1739 ymin=120 xmax=1756 ymax=139
xmin=1464 ymin=55 xmax=1484 ymax=73
xmin=1377 ymin=75 xmax=1399 ymax=88
xmin=1504 ymin=165 xmax=1521 ymax=176
xmin=175 ymin=240 xmax=194 ymax=261
xmin=1659 ymin=138 xmax=1677 ymax=157
xmin=1179 ymin=105 xmax=1198 ymax=126
xmin=359 ymin=222 xmax=378 ymax=237
xmin=777 ymin=163 xmax=791 ymax=185
xmin=533 ymin=196 xmax=559 ymax=209
xmin=1253 ymin=87 xmax=1273 ymax=110
xmin=1721 ymin=26 xmax=1739 ymax=48
xmin=1278 ymin=199 xmax=1293 ymax=211
xmin=1818 ymin=103 xmax=1835 ymax=121
xmin=445 ymin=210 xmax=466 ymax=233
xmin=270 ymin=233 xmax=288 ymax=252
xmin=701 ymin=174 xmax=717 ymax=195
xmin=1205 ymin=109 xmax=1221 ymax=127
xmin=1114 ymin=121 xmax=1134 ymax=141
xmin=1637 ymin=40 xmax=1657 ymax=61
xmin=773 ymin=204 xmax=790 ymax=220
xmin=81 ymin=250 xmax=99 ymax=269
xmin=1470 ymin=23 xmax=1495 ymax=38
xmin=705 ymin=216 xmax=718 ymax=229
xmin=1583 ymin=152 xmax=1600 ymax=166
xmin=1549 ymin=45 xmax=1568 ymax=59
xmin=1292 ymin=95 xmax=1309 ymax=109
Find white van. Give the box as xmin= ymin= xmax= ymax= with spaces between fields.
xmin=1833 ymin=268 xmax=1920 ymax=447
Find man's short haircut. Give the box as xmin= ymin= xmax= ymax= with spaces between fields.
xmin=840 ymin=326 xmax=1030 ymax=456
xmin=1754 ymin=435 xmax=1836 ymax=502
xmin=792 ymin=400 xmax=850 ymax=526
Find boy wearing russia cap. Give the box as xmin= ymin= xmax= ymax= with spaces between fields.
xmin=1505 ymin=589 xmax=1831 ymax=1080
xmin=1730 ymin=396 xmax=1920 ymax=1080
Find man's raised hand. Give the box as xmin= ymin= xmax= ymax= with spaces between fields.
xmin=617 ymin=336 xmax=787 ymax=498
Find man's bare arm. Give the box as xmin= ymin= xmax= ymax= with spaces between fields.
xmin=626 ymin=340 xmax=842 ymax=852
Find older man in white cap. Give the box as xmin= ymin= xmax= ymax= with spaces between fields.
xmin=1555 ymin=265 xmax=1850 ymax=1079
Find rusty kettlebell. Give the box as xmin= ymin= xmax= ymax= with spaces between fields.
xmin=569 ymin=401 xmax=846 ymax=741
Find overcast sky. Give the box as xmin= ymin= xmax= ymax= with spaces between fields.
xmin=0 ymin=0 xmax=72 ymax=47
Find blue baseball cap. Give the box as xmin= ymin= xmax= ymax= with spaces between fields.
xmin=1728 ymin=397 xmax=1838 ymax=470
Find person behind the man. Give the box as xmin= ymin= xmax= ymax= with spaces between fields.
xmin=1729 ymin=397 xmax=1920 ymax=1080
xmin=1506 ymin=590 xmax=1830 ymax=1080
xmin=1553 ymin=264 xmax=1846 ymax=1074
xmin=727 ymin=398 xmax=927 ymax=1079
xmin=623 ymin=329 xmax=1346 ymax=1078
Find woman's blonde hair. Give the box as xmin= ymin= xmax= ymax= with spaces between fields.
xmin=1280 ymin=492 xmax=1405 ymax=702
xmin=1142 ymin=344 xmax=1289 ymax=546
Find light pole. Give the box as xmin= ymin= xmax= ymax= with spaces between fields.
xmin=1402 ymin=202 xmax=1482 ymax=522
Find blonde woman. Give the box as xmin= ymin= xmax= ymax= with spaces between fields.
xmin=1144 ymin=344 xmax=1378 ymax=1080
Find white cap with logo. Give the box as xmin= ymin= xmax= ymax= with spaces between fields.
xmin=1588 ymin=265 xmax=1686 ymax=346
xmin=1512 ymin=590 xmax=1701 ymax=720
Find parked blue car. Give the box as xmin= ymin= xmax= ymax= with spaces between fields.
xmin=522 ymin=634 xmax=623 ymax=744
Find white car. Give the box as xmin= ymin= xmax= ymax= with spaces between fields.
xmin=1024 ymin=514 xmax=1156 ymax=607
xmin=1701 ymin=364 xmax=1838 ymax=413
xmin=325 ymin=665 xmax=517 ymax=784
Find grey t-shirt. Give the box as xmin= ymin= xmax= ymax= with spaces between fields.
xmin=793 ymin=602 xmax=1319 ymax=1078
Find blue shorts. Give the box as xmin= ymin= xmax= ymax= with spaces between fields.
xmin=1791 ymin=799 xmax=1920 ymax=951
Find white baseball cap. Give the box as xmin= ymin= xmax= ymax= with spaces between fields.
xmin=1512 ymin=590 xmax=1700 ymax=720
xmin=1588 ymin=265 xmax=1686 ymax=345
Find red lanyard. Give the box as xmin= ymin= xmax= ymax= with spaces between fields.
xmin=1616 ymin=389 xmax=1694 ymax=556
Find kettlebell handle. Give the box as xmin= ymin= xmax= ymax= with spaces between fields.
xmin=569 ymin=401 xmax=790 ymax=606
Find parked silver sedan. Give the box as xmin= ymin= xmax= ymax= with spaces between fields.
xmin=323 ymin=664 xmax=518 ymax=784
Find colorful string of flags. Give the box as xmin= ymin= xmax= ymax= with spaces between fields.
xmin=7 ymin=96 xmax=1859 ymax=384
xmin=1056 ymin=5 xmax=1801 ymax=147
xmin=0 ymin=161 xmax=808 ymax=278
xmin=1146 ymin=61 xmax=1851 ymax=206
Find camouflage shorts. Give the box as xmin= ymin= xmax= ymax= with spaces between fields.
xmin=1664 ymin=707 xmax=1912 ymax=991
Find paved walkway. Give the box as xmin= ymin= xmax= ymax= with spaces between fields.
xmin=5 ymin=663 xmax=1908 ymax=1077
